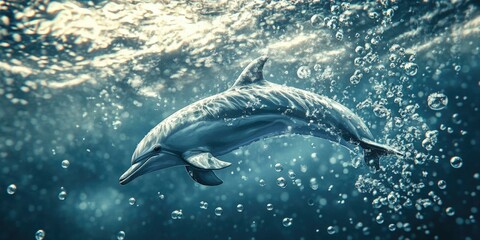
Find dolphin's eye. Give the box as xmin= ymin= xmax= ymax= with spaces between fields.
xmin=153 ymin=145 xmax=161 ymax=152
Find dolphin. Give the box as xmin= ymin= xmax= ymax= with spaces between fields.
xmin=119 ymin=56 xmax=402 ymax=186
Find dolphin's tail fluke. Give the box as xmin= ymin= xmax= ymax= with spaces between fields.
xmin=360 ymin=138 xmax=403 ymax=170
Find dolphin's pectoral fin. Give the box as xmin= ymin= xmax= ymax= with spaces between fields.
xmin=184 ymin=152 xmax=232 ymax=170
xmin=186 ymin=166 xmax=223 ymax=186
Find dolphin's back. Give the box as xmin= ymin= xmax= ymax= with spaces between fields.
xmin=194 ymin=82 xmax=374 ymax=143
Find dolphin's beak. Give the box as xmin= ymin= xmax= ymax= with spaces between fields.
xmin=119 ymin=158 xmax=150 ymax=185
xmin=119 ymin=152 xmax=185 ymax=185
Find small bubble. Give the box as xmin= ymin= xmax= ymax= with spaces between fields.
xmin=171 ymin=210 xmax=183 ymax=220
xmin=437 ymin=180 xmax=447 ymax=189
xmin=158 ymin=192 xmax=165 ymax=200
xmin=200 ymin=201 xmax=208 ymax=209
xmin=288 ymin=170 xmax=296 ymax=179
xmin=61 ymin=159 xmax=70 ymax=169
xmin=327 ymin=226 xmax=336 ymax=235
xmin=128 ymin=197 xmax=136 ymax=206
xmin=387 ymin=192 xmax=397 ymax=204
xmin=7 ymin=184 xmax=16 ymax=195
xmin=236 ymin=204 xmax=244 ymax=213
xmin=58 ymin=190 xmax=67 ymax=200
xmin=454 ymin=65 xmax=461 ymax=72
xmin=335 ymin=31 xmax=343 ymax=40
xmin=276 ymin=177 xmax=287 ymax=188
xmin=282 ymin=217 xmax=293 ymax=227
xmin=297 ymin=66 xmax=311 ymax=79
xmin=385 ymin=8 xmax=394 ymax=18
xmin=309 ymin=178 xmax=319 ymax=190
xmin=116 ymin=231 xmax=125 ymax=240
xmin=310 ymin=14 xmax=325 ymax=28
xmin=452 ymin=113 xmax=462 ymax=124
xmin=388 ymin=223 xmax=396 ymax=231
xmin=274 ymin=163 xmax=283 ymax=172
xmin=404 ymin=62 xmax=418 ymax=76
xmin=450 ymin=156 xmax=463 ymax=168
xmin=375 ymin=213 xmax=384 ymax=224
xmin=214 ymin=207 xmax=223 ymax=216
xmin=427 ymin=92 xmax=448 ymax=110
xmin=355 ymin=46 xmax=366 ymax=55
xmin=446 ymin=207 xmax=455 ymax=216
xmin=35 ymin=230 xmax=45 ymax=240
xmin=259 ymin=179 xmax=266 ymax=187
xmin=266 ymin=203 xmax=274 ymax=211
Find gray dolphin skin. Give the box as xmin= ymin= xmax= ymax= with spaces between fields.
xmin=119 ymin=56 xmax=402 ymax=186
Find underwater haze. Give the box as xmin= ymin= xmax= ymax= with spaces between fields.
xmin=1 ymin=0 xmax=480 ymax=239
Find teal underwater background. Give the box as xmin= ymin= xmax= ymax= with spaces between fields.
xmin=1 ymin=0 xmax=480 ymax=239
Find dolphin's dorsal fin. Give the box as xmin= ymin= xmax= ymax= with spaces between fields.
xmin=184 ymin=152 xmax=232 ymax=170
xmin=186 ymin=166 xmax=223 ymax=186
xmin=231 ymin=56 xmax=269 ymax=88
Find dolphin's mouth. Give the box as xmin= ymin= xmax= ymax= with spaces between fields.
xmin=119 ymin=158 xmax=151 ymax=185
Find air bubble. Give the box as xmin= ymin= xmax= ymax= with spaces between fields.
xmin=171 ymin=210 xmax=183 ymax=219
xmin=282 ymin=217 xmax=293 ymax=227
xmin=200 ymin=201 xmax=208 ymax=209
xmin=259 ymin=179 xmax=266 ymax=187
xmin=128 ymin=197 xmax=136 ymax=206
xmin=427 ymin=92 xmax=448 ymax=110
xmin=237 ymin=204 xmax=244 ymax=213
xmin=310 ymin=14 xmax=325 ymax=28
xmin=450 ymin=156 xmax=463 ymax=168
xmin=61 ymin=159 xmax=70 ymax=168
xmin=277 ymin=177 xmax=287 ymax=188
xmin=274 ymin=163 xmax=283 ymax=172
xmin=437 ymin=180 xmax=447 ymax=189
xmin=35 ymin=230 xmax=46 ymax=240
xmin=452 ymin=113 xmax=462 ymax=124
xmin=297 ymin=66 xmax=311 ymax=79
xmin=215 ymin=207 xmax=223 ymax=216
xmin=266 ymin=203 xmax=274 ymax=211
xmin=376 ymin=213 xmax=384 ymax=224
xmin=327 ymin=226 xmax=336 ymax=234
xmin=404 ymin=62 xmax=418 ymax=76
xmin=446 ymin=207 xmax=455 ymax=216
xmin=158 ymin=193 xmax=165 ymax=200
xmin=7 ymin=184 xmax=16 ymax=195
xmin=309 ymin=178 xmax=319 ymax=190
xmin=116 ymin=231 xmax=125 ymax=240
xmin=58 ymin=190 xmax=67 ymax=200
xmin=388 ymin=224 xmax=396 ymax=231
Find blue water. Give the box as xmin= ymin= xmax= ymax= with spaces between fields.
xmin=1 ymin=0 xmax=479 ymax=239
